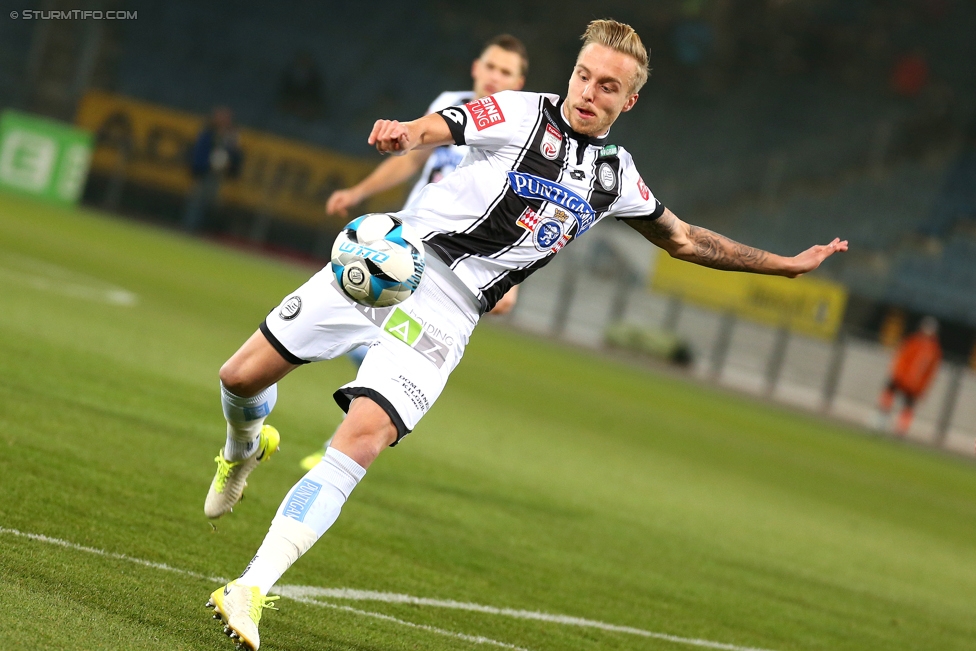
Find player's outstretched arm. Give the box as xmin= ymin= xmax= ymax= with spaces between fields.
xmin=626 ymin=208 xmax=848 ymax=278
xmin=325 ymin=150 xmax=432 ymax=217
xmin=368 ymin=113 xmax=455 ymax=156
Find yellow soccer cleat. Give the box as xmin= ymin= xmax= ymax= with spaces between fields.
xmin=207 ymin=581 xmax=279 ymax=651
xmin=204 ymin=425 xmax=280 ymax=519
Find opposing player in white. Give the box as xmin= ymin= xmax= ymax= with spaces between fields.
xmin=205 ymin=20 xmax=848 ymax=649
xmin=295 ymin=34 xmax=529 ymax=470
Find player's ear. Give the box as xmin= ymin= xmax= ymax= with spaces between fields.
xmin=470 ymin=59 xmax=479 ymax=79
xmin=621 ymin=93 xmax=639 ymax=113
xmin=513 ymin=75 xmax=526 ymax=91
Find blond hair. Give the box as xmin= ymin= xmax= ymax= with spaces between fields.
xmin=578 ymin=19 xmax=650 ymax=92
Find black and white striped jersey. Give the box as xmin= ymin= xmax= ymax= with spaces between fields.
xmin=403 ymin=90 xmax=474 ymax=209
xmin=401 ymin=90 xmax=664 ymax=313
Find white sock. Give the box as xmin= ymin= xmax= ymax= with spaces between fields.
xmin=238 ymin=447 xmax=366 ymax=593
xmin=221 ymin=383 xmax=277 ymax=461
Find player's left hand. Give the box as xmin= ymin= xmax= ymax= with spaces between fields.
xmin=368 ymin=120 xmax=413 ymax=156
xmin=786 ymin=237 xmax=848 ymax=278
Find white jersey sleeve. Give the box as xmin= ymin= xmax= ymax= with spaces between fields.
xmin=436 ymin=90 xmax=536 ymax=152
xmin=611 ymin=148 xmax=665 ymax=220
xmin=403 ymin=90 xmax=474 ymax=210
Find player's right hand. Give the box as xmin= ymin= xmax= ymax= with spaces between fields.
xmin=326 ymin=188 xmax=362 ymax=218
xmin=368 ymin=120 xmax=412 ymax=156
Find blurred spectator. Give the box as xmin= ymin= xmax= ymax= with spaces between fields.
xmin=890 ymin=49 xmax=929 ymax=98
xmin=278 ymin=50 xmax=325 ymax=121
xmin=876 ymin=316 xmax=942 ymax=435
xmin=182 ymin=107 xmax=243 ymax=233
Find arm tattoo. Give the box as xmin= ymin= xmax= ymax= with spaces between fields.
xmin=625 ymin=211 xmax=677 ymax=242
xmin=685 ymin=225 xmax=770 ymax=272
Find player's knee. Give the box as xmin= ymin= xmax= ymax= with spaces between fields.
xmin=337 ymin=398 xmax=399 ymax=460
xmin=219 ymin=359 xmax=256 ymax=397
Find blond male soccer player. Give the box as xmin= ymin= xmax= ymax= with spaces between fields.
xmin=295 ymin=34 xmax=528 ymax=470
xmin=205 ymin=20 xmax=848 ymax=649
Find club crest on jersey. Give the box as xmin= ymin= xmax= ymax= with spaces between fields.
xmin=507 ymin=171 xmax=597 ymax=235
xmin=540 ymin=123 xmax=563 ymax=160
xmin=516 ymin=207 xmax=572 ymax=253
xmin=534 ymin=219 xmax=563 ymax=251
xmin=598 ymin=163 xmax=616 ymax=191
xmin=465 ymin=96 xmax=505 ymax=131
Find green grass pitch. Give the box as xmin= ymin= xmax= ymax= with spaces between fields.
xmin=1 ymin=191 xmax=976 ymax=651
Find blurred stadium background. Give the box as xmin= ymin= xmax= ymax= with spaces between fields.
xmin=5 ymin=0 xmax=972 ymax=450
xmin=1 ymin=3 xmax=975 ymax=436
xmin=2 ymin=2 xmax=976 ymax=650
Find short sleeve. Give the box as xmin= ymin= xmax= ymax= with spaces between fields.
xmin=611 ymin=150 xmax=665 ymax=221
xmin=436 ymin=90 xmax=533 ymax=152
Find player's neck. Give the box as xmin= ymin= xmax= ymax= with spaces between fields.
xmin=559 ymin=102 xmax=610 ymax=141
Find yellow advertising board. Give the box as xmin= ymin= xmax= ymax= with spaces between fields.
xmin=75 ymin=91 xmax=403 ymax=226
xmin=651 ymin=253 xmax=848 ymax=339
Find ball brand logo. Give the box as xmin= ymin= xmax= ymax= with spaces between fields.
xmin=507 ymin=171 xmax=597 ymax=235
xmin=405 ymin=254 xmax=425 ymax=291
xmin=464 ymin=96 xmax=505 ymax=131
xmin=337 ymin=241 xmax=390 ymax=263
xmin=279 ymin=295 xmax=302 ymax=320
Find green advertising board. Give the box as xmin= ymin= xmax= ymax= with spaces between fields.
xmin=0 ymin=110 xmax=94 ymax=205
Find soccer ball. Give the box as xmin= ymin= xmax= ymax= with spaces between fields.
xmin=331 ymin=213 xmax=426 ymax=308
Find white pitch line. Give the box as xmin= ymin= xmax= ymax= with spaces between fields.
xmin=287 ymin=594 xmax=530 ymax=651
xmin=0 ymin=252 xmax=138 ymax=305
xmin=279 ymin=586 xmax=778 ymax=651
xmin=0 ymin=527 xmax=527 ymax=650
xmin=0 ymin=526 xmax=778 ymax=651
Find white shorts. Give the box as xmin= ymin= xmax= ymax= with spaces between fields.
xmin=261 ymin=261 xmax=480 ymax=443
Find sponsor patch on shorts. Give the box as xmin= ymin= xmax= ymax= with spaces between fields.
xmin=384 ymin=309 xmax=424 ymax=346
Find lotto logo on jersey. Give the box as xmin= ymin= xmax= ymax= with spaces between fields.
xmin=465 ymin=96 xmax=505 ymax=130
xmin=540 ymin=123 xmax=562 ymax=160
xmin=637 ymin=176 xmax=650 ymax=201
xmin=516 ymin=206 xmax=540 ymax=231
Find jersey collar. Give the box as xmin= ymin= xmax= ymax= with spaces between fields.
xmin=556 ymin=98 xmax=610 ymax=147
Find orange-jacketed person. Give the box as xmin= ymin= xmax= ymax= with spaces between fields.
xmin=877 ymin=316 xmax=942 ymax=435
